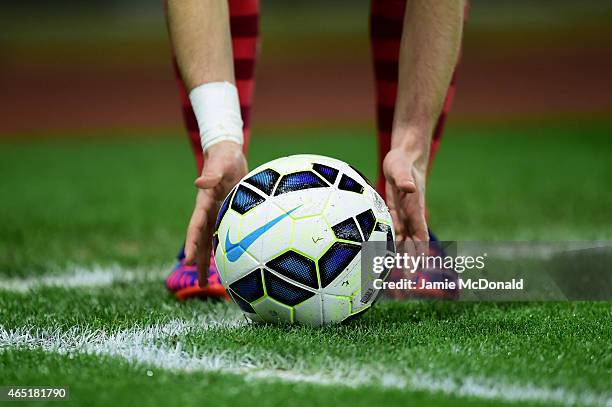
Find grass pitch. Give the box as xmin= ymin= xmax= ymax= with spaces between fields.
xmin=0 ymin=121 xmax=611 ymax=406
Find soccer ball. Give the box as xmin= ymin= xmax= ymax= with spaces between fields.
xmin=213 ymin=154 xmax=395 ymax=326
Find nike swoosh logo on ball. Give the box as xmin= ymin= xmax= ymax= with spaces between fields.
xmin=225 ymin=205 xmax=300 ymax=262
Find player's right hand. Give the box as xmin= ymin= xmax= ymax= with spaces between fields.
xmin=184 ymin=141 xmax=247 ymax=286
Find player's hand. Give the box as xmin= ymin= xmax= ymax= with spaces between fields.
xmin=184 ymin=141 xmax=247 ymax=285
xmin=383 ymin=148 xmax=429 ymax=252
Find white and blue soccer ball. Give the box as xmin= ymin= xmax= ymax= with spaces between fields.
xmin=213 ymin=154 xmax=395 ymax=326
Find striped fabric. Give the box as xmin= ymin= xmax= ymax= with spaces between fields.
xmin=370 ymin=0 xmax=469 ymax=198
xmin=170 ymin=0 xmax=467 ymax=196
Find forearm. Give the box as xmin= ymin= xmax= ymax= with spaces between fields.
xmin=393 ymin=0 xmax=464 ymax=164
xmin=166 ymin=0 xmax=234 ymax=90
xmin=167 ymin=0 xmax=243 ymax=151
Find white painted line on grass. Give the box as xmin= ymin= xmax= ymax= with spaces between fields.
xmin=2 ymin=241 xmax=609 ymax=292
xmin=3 ymin=241 xmax=609 ymax=292
xmin=0 ymin=265 xmax=167 ymax=292
xmin=1 ymin=321 xmax=609 ymax=407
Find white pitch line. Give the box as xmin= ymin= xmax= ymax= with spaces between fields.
xmin=1 ymin=322 xmax=610 ymax=407
xmin=2 ymin=242 xmax=610 ymax=292
xmin=3 ymin=241 xmax=610 ymax=292
xmin=0 ymin=264 xmax=166 ymax=292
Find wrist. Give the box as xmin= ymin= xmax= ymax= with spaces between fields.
xmin=390 ymin=126 xmax=432 ymax=170
xmin=189 ymin=81 xmax=244 ymax=152
xmin=203 ymin=140 xmax=243 ymax=159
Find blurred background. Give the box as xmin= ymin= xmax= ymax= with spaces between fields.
xmin=1 ymin=0 xmax=611 ymax=272
xmin=2 ymin=0 xmax=611 ymax=134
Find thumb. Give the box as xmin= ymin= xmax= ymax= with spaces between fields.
xmin=393 ymin=176 xmax=417 ymax=193
xmin=195 ymin=158 xmax=223 ymax=189
xmin=386 ymin=163 xmax=417 ymax=193
xmin=195 ymin=172 xmax=222 ymax=189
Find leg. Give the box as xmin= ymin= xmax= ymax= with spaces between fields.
xmin=370 ymin=0 xmax=467 ymax=200
xmin=171 ymin=0 xmax=260 ymax=174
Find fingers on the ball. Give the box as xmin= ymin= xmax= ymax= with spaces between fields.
xmin=394 ymin=225 xmax=405 ymax=242
xmin=392 ymin=221 xmax=405 ymax=241
xmin=414 ymin=228 xmax=430 ymax=242
xmin=196 ymin=246 xmax=210 ymax=287
xmin=184 ymin=227 xmax=198 ymax=264
xmin=184 ymin=227 xmax=200 ymax=264
xmin=402 ymin=240 xmax=417 ymax=258
xmin=389 ymin=210 xmax=405 ymax=242
xmin=185 ymin=210 xmax=207 ymax=264
xmin=197 ymin=213 xmax=217 ymax=286
xmin=192 ymin=225 xmax=209 ymax=285
xmin=414 ymin=239 xmax=429 ymax=257
xmin=408 ymin=225 xmax=430 ymax=254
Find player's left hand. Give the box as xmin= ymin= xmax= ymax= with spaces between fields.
xmin=383 ymin=148 xmax=429 ymax=247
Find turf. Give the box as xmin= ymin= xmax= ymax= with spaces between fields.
xmin=1 ymin=121 xmax=611 ymax=406
xmin=0 ymin=350 xmax=514 ymax=407
xmin=1 ymin=121 xmax=611 ymax=275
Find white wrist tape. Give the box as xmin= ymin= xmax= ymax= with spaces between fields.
xmin=189 ymin=81 xmax=244 ymax=152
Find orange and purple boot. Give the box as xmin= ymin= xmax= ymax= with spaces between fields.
xmin=165 ymin=247 xmax=229 ymax=301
